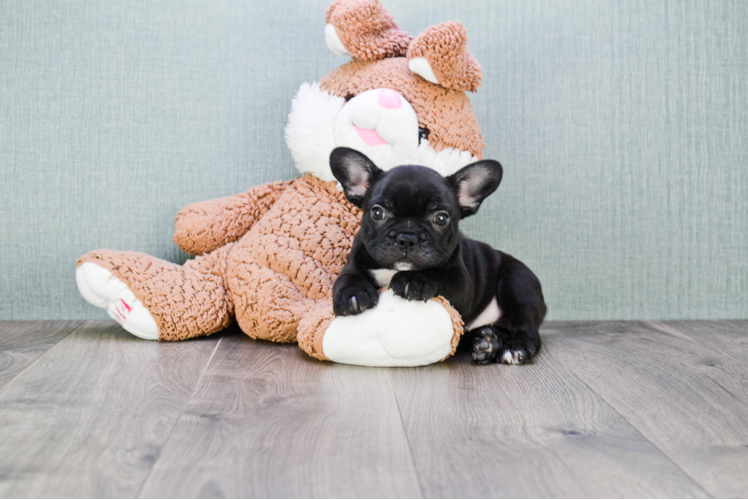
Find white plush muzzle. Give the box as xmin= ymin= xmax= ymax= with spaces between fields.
xmin=285 ymin=83 xmax=478 ymax=181
xmin=334 ymin=88 xmax=420 ymax=169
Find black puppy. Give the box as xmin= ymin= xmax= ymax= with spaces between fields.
xmin=330 ymin=147 xmax=547 ymax=364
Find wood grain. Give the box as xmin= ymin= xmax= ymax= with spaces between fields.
xmin=389 ymin=350 xmax=706 ymax=498
xmin=3 ymin=320 xmax=748 ymax=497
xmin=0 ymin=321 xmax=219 ymax=498
xmin=139 ymin=333 xmax=422 ymax=499
xmin=543 ymin=321 xmax=748 ymax=498
xmin=0 ymin=321 xmax=82 ymax=389
xmin=649 ymin=320 xmax=748 ymax=365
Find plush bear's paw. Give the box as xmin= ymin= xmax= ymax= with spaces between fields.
xmin=390 ymin=272 xmax=438 ymax=302
xmin=333 ymin=281 xmax=379 ymax=316
xmin=321 ymin=290 xmax=461 ymax=367
xmin=76 ymin=262 xmax=159 ymax=340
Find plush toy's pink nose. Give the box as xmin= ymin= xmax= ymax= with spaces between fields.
xmin=378 ymin=89 xmax=402 ymax=109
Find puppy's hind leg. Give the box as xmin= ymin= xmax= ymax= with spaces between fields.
xmin=495 ymin=253 xmax=547 ymax=365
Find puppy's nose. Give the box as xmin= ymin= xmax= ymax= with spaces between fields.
xmin=378 ymin=89 xmax=402 ymax=109
xmin=396 ymin=233 xmax=418 ymax=251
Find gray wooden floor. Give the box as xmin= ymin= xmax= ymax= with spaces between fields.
xmin=0 ymin=321 xmax=746 ymax=498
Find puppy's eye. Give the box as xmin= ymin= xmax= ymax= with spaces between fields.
xmin=371 ymin=205 xmax=386 ymax=221
xmin=433 ymin=212 xmax=450 ymax=226
xmin=418 ymin=127 xmax=430 ymax=144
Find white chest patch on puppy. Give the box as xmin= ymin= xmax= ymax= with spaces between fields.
xmin=466 ymin=297 xmax=502 ymax=330
xmin=368 ymin=269 xmax=398 ymax=288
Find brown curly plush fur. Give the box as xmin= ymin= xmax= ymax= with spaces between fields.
xmin=227 ymin=174 xmax=361 ymax=342
xmin=407 ymin=21 xmax=482 ymax=93
xmin=173 ymin=180 xmax=292 ymax=256
xmin=326 ymin=0 xmax=411 ymax=60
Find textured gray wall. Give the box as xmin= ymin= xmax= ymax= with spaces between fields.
xmin=1 ymin=0 xmax=746 ymax=320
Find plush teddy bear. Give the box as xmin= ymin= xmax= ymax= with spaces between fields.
xmin=76 ymin=0 xmax=487 ymax=366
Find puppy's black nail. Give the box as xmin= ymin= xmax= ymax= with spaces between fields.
xmin=404 ymin=283 xmax=410 ymax=296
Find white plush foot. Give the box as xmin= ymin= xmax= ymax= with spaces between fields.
xmin=322 ymin=290 xmax=455 ymax=367
xmin=75 ymin=262 xmax=159 ymax=340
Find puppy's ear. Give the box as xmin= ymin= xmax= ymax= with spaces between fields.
xmin=330 ymin=147 xmax=383 ymax=207
xmin=448 ymin=160 xmax=503 ymax=217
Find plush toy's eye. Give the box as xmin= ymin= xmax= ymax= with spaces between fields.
xmin=371 ymin=205 xmax=386 ymax=221
xmin=418 ymin=127 xmax=430 ymax=143
xmin=433 ymin=212 xmax=449 ymax=226
xmin=344 ymin=94 xmax=355 ymax=102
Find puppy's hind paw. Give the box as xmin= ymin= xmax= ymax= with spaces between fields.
xmin=499 ymin=338 xmax=538 ymax=365
xmin=470 ymin=327 xmax=501 ymax=364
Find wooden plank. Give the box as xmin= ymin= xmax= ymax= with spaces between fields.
xmin=649 ymin=320 xmax=748 ymax=365
xmin=0 ymin=321 xmax=82 ymax=389
xmin=543 ymin=321 xmax=748 ymax=498
xmin=139 ymin=333 xmax=422 ymax=499
xmin=389 ymin=350 xmax=705 ymax=498
xmin=0 ymin=320 xmax=219 ymax=498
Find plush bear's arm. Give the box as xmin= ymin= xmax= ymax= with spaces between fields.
xmin=173 ymin=180 xmax=292 ymax=255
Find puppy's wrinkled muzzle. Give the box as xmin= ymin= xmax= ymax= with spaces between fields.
xmin=395 ymin=233 xmax=418 ymax=251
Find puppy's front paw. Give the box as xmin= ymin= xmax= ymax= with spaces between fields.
xmin=333 ymin=281 xmax=378 ymax=316
xmin=390 ymin=272 xmax=438 ymax=302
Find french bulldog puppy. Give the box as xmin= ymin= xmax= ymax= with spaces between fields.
xmin=330 ymin=147 xmax=547 ymax=365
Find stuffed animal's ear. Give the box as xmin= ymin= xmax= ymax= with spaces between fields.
xmin=447 ymin=160 xmax=502 ymax=217
xmin=407 ymin=21 xmax=482 ymax=92
xmin=325 ymin=0 xmax=411 ymax=60
xmin=330 ymin=147 xmax=383 ymax=207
